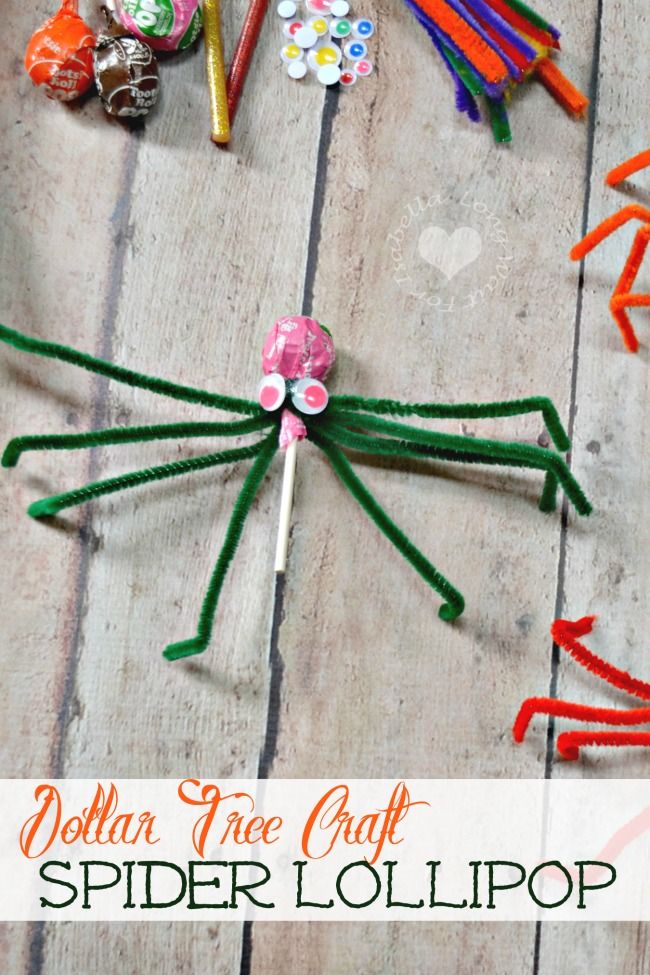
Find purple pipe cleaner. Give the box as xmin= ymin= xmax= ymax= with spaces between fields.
xmin=460 ymin=0 xmax=537 ymax=61
xmin=403 ymin=0 xmax=507 ymax=98
xmin=427 ymin=23 xmax=481 ymax=121
xmin=439 ymin=0 xmax=522 ymax=81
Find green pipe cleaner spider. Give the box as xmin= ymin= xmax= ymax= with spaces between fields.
xmin=0 ymin=316 xmax=592 ymax=661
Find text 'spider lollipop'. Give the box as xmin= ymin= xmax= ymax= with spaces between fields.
xmin=0 ymin=317 xmax=591 ymax=662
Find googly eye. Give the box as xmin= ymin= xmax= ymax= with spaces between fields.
xmin=277 ymin=0 xmax=297 ymax=17
xmin=352 ymin=18 xmax=374 ymax=38
xmin=329 ymin=16 xmax=352 ymax=37
xmin=344 ymin=39 xmax=367 ymax=60
xmin=291 ymin=378 xmax=329 ymax=415
xmin=258 ymin=373 xmax=287 ymax=411
xmin=280 ymin=41 xmax=304 ymax=62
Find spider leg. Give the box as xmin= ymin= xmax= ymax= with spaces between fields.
xmin=27 ymin=437 xmax=273 ymax=519
xmin=309 ymin=426 xmax=465 ymax=622
xmin=515 ymin=617 xmax=650 ymax=759
xmin=607 ymin=223 xmax=650 ymax=351
xmin=323 ymin=411 xmax=592 ymax=516
xmin=322 ymin=419 xmax=563 ymax=513
xmin=551 ymin=616 xmax=650 ymax=701
xmin=322 ymin=419 xmax=536 ymax=467
xmin=328 ymin=395 xmax=570 ymax=452
xmin=570 ymin=204 xmax=650 ymax=261
xmin=0 ymin=323 xmax=260 ymax=415
xmin=606 ymin=149 xmax=650 ymax=188
xmin=2 ymin=415 xmax=275 ymax=468
xmin=556 ymin=730 xmax=650 ymax=761
xmin=163 ymin=434 xmax=278 ymax=660
xmin=513 ymin=697 xmax=650 ymax=744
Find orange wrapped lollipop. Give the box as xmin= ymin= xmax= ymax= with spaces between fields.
xmin=25 ymin=0 xmax=96 ymax=101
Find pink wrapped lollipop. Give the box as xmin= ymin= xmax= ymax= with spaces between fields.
xmin=114 ymin=0 xmax=203 ymax=51
xmin=257 ymin=315 xmax=335 ymax=576
xmin=258 ymin=315 xmax=335 ymax=450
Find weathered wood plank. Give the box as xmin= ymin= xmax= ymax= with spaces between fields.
xmin=249 ymin=0 xmax=600 ymax=970
xmin=538 ymin=0 xmax=650 ymax=969
xmin=0 ymin=4 xmax=136 ymax=972
xmin=25 ymin=3 xmax=329 ymax=974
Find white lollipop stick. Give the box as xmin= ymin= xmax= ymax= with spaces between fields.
xmin=274 ymin=438 xmax=298 ymax=573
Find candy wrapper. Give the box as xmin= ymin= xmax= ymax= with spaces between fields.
xmin=24 ymin=0 xmax=96 ymax=101
xmin=262 ymin=316 xmax=335 ymax=381
xmin=114 ymin=0 xmax=203 ymax=51
xmin=94 ymin=20 xmax=160 ymax=118
xmin=261 ymin=316 xmax=336 ymax=449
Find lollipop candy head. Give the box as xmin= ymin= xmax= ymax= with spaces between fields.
xmin=24 ymin=0 xmax=96 ymax=101
xmin=93 ymin=18 xmax=160 ymax=118
xmin=261 ymin=315 xmax=335 ymax=381
xmin=258 ymin=316 xmax=336 ymax=448
xmin=114 ymin=0 xmax=203 ymax=51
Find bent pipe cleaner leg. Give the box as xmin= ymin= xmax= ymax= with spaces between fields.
xmin=0 ymin=323 xmax=260 ymax=415
xmin=606 ymin=150 xmax=650 ymax=188
xmin=328 ymin=395 xmax=571 ymax=452
xmin=27 ymin=439 xmax=272 ymax=519
xmin=608 ymin=224 xmax=650 ymax=352
xmin=163 ymin=434 xmax=278 ymax=661
xmin=513 ymin=698 xmax=650 ymax=744
xmin=611 ymin=294 xmax=650 ymax=354
xmin=556 ymin=731 xmax=650 ymax=761
xmin=2 ymin=416 xmax=276 ymax=468
xmin=322 ymin=420 xmax=562 ymax=513
xmin=326 ymin=411 xmax=592 ymax=516
xmin=539 ymin=470 xmax=559 ymax=513
xmin=310 ymin=427 xmax=465 ymax=622
xmin=570 ymin=205 xmax=650 ymax=262
xmin=551 ymin=618 xmax=650 ymax=700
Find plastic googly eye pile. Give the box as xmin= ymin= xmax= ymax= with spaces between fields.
xmin=277 ymin=0 xmax=375 ymax=87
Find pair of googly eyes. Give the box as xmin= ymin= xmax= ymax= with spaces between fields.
xmin=257 ymin=374 xmax=329 ymax=415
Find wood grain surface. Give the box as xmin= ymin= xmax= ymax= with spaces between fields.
xmin=0 ymin=0 xmax=648 ymax=971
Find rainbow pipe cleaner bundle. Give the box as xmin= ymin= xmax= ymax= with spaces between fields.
xmin=0 ymin=318 xmax=591 ymax=662
xmin=405 ymin=0 xmax=588 ymax=142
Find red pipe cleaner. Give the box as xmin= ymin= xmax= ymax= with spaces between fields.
xmin=513 ymin=616 xmax=650 ymax=761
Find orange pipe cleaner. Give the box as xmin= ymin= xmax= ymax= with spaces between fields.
xmin=417 ymin=0 xmax=511 ymax=85
xmin=471 ymin=10 xmax=529 ymax=72
xmin=514 ymin=616 xmax=650 ymax=761
xmin=571 ymin=185 xmax=650 ymax=353
xmin=535 ymin=58 xmax=589 ymax=117
xmin=606 ymin=149 xmax=650 ymax=188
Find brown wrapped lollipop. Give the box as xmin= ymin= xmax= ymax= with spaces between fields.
xmin=93 ymin=15 xmax=160 ymax=118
